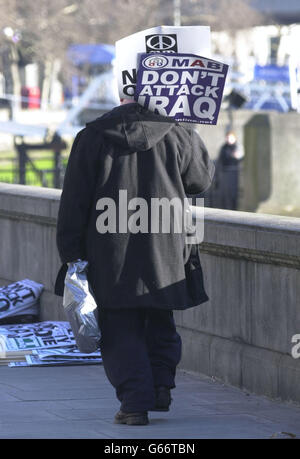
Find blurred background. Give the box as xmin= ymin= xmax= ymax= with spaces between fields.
xmin=0 ymin=0 xmax=299 ymax=217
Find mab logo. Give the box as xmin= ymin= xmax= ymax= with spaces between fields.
xmin=145 ymin=34 xmax=178 ymax=53
xmin=142 ymin=55 xmax=168 ymax=69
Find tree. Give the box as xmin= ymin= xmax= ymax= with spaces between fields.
xmin=0 ymin=0 xmax=263 ymax=110
xmin=0 ymin=0 xmax=162 ymax=108
xmin=158 ymin=0 xmax=263 ymax=31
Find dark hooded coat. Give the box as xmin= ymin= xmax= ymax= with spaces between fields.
xmin=55 ymin=103 xmax=214 ymax=310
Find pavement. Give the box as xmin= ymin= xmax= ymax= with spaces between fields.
xmin=0 ymin=364 xmax=300 ymax=439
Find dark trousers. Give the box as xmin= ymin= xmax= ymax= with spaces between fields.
xmin=98 ymin=308 xmax=182 ymax=413
xmin=220 ymin=168 xmax=239 ymax=210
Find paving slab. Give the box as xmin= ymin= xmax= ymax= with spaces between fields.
xmin=0 ymin=365 xmax=300 ymax=439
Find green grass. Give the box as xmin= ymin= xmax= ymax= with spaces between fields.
xmin=0 ymin=149 xmax=69 ymax=160
xmin=0 ymin=152 xmax=69 ymax=187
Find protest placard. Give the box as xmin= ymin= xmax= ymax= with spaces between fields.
xmin=9 ymin=354 xmax=102 ymax=367
xmin=135 ymin=52 xmax=229 ymax=125
xmin=15 ymin=347 xmax=102 ymax=367
xmin=0 ymin=321 xmax=102 ymax=367
xmin=32 ymin=347 xmax=101 ymax=361
xmin=115 ymin=25 xmax=211 ymax=99
xmin=0 ymin=321 xmax=75 ymax=352
xmin=0 ymin=279 xmax=43 ymax=324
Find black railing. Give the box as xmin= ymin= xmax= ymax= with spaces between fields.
xmin=0 ymin=134 xmax=68 ymax=188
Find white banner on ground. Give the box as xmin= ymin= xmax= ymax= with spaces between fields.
xmin=9 ymin=354 xmax=102 ymax=367
xmin=0 ymin=279 xmax=43 ymax=322
xmin=116 ymin=25 xmax=211 ymax=99
xmin=32 ymin=347 xmax=101 ymax=360
xmin=0 ymin=321 xmax=75 ymax=352
xmin=1 ymin=322 xmax=103 ymax=367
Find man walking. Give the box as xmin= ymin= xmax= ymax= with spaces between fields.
xmin=55 ymin=100 xmax=214 ymax=425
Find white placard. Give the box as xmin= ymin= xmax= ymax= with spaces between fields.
xmin=115 ymin=25 xmax=211 ymax=99
xmin=0 ymin=321 xmax=75 ymax=351
xmin=0 ymin=279 xmax=43 ymax=321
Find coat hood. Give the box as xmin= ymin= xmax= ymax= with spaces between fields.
xmin=86 ymin=103 xmax=176 ymax=152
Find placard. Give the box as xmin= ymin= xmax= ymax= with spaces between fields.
xmin=116 ymin=25 xmax=211 ymax=99
xmin=135 ymin=53 xmax=229 ymax=124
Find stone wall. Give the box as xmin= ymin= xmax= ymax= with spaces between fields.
xmin=0 ymin=183 xmax=299 ymax=403
xmin=196 ymin=110 xmax=300 ymax=218
xmin=175 ymin=206 xmax=300 ymax=403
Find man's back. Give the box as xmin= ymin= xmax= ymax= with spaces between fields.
xmin=56 ymin=102 xmax=214 ymax=310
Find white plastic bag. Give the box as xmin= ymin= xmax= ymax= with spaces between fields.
xmin=63 ymin=260 xmax=101 ymax=353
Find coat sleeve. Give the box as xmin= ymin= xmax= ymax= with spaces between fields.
xmin=56 ymin=127 xmax=101 ymax=264
xmin=180 ymin=129 xmax=215 ymax=195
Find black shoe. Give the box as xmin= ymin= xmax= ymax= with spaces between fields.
xmin=114 ymin=410 xmax=149 ymax=425
xmin=152 ymin=386 xmax=172 ymax=411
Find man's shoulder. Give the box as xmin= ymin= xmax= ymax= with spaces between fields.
xmin=84 ymin=105 xmax=122 ymax=131
xmin=167 ymin=122 xmax=196 ymax=142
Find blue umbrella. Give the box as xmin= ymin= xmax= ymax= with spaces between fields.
xmin=67 ymin=43 xmax=115 ymax=66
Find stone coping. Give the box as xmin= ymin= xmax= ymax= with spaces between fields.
xmin=0 ymin=182 xmax=300 ymax=261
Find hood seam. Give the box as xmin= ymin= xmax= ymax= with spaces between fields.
xmin=121 ymin=114 xmax=130 ymax=148
xmin=139 ymin=118 xmax=150 ymax=151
